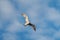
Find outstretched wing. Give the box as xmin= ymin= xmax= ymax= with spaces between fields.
xmin=31 ymin=24 xmax=36 ymax=31
xmin=28 ymin=23 xmax=36 ymax=31
xmin=22 ymin=13 xmax=29 ymax=23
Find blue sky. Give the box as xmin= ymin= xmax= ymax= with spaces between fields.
xmin=0 ymin=0 xmax=60 ymax=40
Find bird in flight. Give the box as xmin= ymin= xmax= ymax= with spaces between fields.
xmin=22 ymin=13 xmax=36 ymax=31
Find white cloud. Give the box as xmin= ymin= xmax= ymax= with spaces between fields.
xmin=0 ymin=0 xmax=27 ymax=33
xmin=2 ymin=32 xmax=19 ymax=40
xmin=45 ymin=7 xmax=60 ymax=27
xmin=15 ymin=0 xmax=60 ymax=40
xmin=0 ymin=0 xmax=16 ymax=20
xmin=0 ymin=0 xmax=60 ymax=40
xmin=0 ymin=0 xmax=25 ymax=38
xmin=17 ymin=0 xmax=38 ymax=6
xmin=0 ymin=21 xmax=3 ymax=29
xmin=28 ymin=27 xmax=56 ymax=40
xmin=54 ymin=30 xmax=60 ymax=38
xmin=5 ymin=19 xmax=25 ymax=33
xmin=45 ymin=8 xmax=60 ymax=21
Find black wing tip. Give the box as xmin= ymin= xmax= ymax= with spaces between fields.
xmin=32 ymin=24 xmax=36 ymax=32
xmin=34 ymin=28 xmax=36 ymax=31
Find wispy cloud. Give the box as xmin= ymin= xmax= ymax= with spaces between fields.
xmin=5 ymin=20 xmax=24 ymax=33
xmin=0 ymin=0 xmax=60 ymax=40
xmin=16 ymin=0 xmax=60 ymax=40
xmin=2 ymin=32 xmax=19 ymax=40
xmin=0 ymin=0 xmax=23 ymax=40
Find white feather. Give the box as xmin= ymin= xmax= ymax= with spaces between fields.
xmin=22 ymin=13 xmax=30 ymax=25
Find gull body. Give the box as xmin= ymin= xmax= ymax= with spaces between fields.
xmin=22 ymin=13 xmax=36 ymax=31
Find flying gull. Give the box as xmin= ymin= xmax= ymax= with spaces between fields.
xmin=22 ymin=13 xmax=36 ymax=31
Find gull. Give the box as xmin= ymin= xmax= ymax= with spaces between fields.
xmin=22 ymin=13 xmax=36 ymax=31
